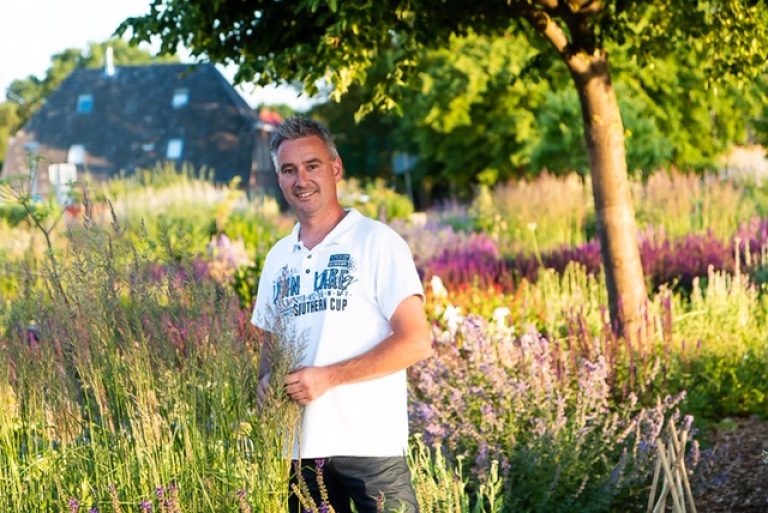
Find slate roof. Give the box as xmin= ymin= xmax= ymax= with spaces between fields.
xmin=2 ymin=63 xmax=278 ymax=196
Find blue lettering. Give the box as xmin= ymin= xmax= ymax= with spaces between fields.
xmin=274 ymin=274 xmax=301 ymax=304
xmin=288 ymin=275 xmax=300 ymax=296
xmin=314 ymin=268 xmax=354 ymax=292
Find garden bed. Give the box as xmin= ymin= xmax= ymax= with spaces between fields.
xmin=692 ymin=416 xmax=768 ymax=512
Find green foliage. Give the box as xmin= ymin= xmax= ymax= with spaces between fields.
xmin=222 ymin=208 xmax=282 ymax=308
xmin=100 ymin=164 xmax=246 ymax=261
xmin=119 ymin=0 xmax=768 ymax=152
xmin=121 ymin=0 xmax=763 ymax=101
xmin=0 ymin=207 xmax=298 ymax=512
xmin=461 ymin=169 xmax=764 ymax=256
xmin=311 ymin=30 xmax=764 ymax=192
xmin=410 ymin=435 xmax=503 ymax=513
xmin=390 ymin=31 xmax=542 ymax=193
xmin=662 ymin=270 xmax=768 ymax=420
xmin=0 ymin=102 xmax=20 ymax=166
xmin=338 ymin=178 xmax=414 ymax=221
xmin=470 ymin=175 xmax=594 ymax=255
xmin=0 ymin=201 xmax=28 ymax=227
xmin=632 ymin=171 xmax=752 ymax=241
xmin=311 ymin=85 xmax=399 ymax=183
xmin=530 ymin=85 xmax=675 ymax=177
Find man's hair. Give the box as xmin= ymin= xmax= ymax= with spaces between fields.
xmin=270 ymin=116 xmax=339 ymax=168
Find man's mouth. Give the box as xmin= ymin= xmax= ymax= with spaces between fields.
xmin=295 ymin=190 xmax=315 ymax=199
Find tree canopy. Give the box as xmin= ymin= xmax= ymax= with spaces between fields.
xmin=119 ymin=1 xmax=767 ymax=103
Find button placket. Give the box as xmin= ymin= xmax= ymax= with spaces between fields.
xmin=305 ymin=251 xmax=313 ymax=274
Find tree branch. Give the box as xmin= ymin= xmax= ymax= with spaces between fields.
xmin=520 ymin=6 xmax=570 ymax=58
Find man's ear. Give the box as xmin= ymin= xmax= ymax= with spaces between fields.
xmin=332 ymin=156 xmax=344 ymax=182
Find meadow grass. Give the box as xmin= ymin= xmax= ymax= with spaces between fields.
xmin=0 ymin=207 xmax=298 ymax=512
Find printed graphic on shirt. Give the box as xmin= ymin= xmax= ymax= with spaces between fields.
xmin=271 ymin=254 xmax=357 ymax=318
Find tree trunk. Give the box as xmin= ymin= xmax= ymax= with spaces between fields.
xmin=567 ymin=50 xmax=648 ymax=341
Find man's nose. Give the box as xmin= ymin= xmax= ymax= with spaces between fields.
xmin=295 ymin=167 xmax=311 ymax=185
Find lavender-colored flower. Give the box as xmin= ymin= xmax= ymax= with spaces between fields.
xmin=139 ymin=500 xmax=153 ymax=513
xmin=68 ymin=497 xmax=80 ymax=513
xmin=236 ymin=489 xmax=251 ymax=513
xmin=683 ymin=415 xmax=694 ymax=433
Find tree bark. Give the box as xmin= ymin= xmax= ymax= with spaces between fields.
xmin=566 ymin=50 xmax=648 ymax=341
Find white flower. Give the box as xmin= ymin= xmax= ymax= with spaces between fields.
xmin=443 ymin=304 xmax=464 ymax=337
xmin=492 ymin=306 xmax=511 ymax=327
xmin=430 ymin=275 xmax=448 ymax=298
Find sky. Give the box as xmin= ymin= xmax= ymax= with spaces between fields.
xmin=0 ymin=0 xmax=317 ymax=111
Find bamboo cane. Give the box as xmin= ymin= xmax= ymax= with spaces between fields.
xmin=647 ymin=453 xmax=662 ymax=513
xmin=653 ymin=441 xmax=678 ymax=513
xmin=678 ymin=429 xmax=698 ymax=513
xmin=670 ymin=423 xmax=686 ymax=513
xmin=656 ymin=438 xmax=684 ymax=513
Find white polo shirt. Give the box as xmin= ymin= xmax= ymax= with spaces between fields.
xmin=252 ymin=208 xmax=424 ymax=458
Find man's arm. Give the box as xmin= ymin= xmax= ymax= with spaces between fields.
xmin=283 ymin=294 xmax=432 ymax=406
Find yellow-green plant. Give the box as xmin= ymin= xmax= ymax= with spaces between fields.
xmin=470 ymin=174 xmax=594 ymax=255
xmin=0 ymin=200 xmax=299 ymax=512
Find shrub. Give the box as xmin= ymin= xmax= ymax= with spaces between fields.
xmin=337 ymin=177 xmax=414 ymax=221
xmin=409 ymin=313 xmax=687 ymax=513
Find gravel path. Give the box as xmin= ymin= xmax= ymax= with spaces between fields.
xmin=690 ymin=416 xmax=768 ymax=512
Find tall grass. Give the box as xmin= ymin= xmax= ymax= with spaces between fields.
xmin=463 ymin=169 xmax=763 ymax=256
xmin=632 ymin=171 xmax=751 ymax=241
xmin=0 ymin=207 xmax=298 ymax=512
xmin=6 ymin=166 xmax=768 ymax=511
xmin=471 ymin=173 xmax=593 ymax=254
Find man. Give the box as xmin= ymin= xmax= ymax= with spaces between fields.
xmin=251 ymin=117 xmax=432 ymax=513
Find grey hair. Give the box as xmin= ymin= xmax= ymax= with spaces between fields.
xmin=270 ymin=116 xmax=339 ymax=168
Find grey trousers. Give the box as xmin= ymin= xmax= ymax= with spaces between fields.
xmin=289 ymin=456 xmax=419 ymax=513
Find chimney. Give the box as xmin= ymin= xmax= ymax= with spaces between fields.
xmin=105 ymin=46 xmax=115 ymax=77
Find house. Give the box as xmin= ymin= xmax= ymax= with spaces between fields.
xmin=2 ymin=56 xmax=280 ymax=199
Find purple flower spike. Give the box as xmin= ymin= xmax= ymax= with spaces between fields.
xmin=683 ymin=414 xmax=694 ymax=432
xmin=68 ymin=497 xmax=80 ymax=513
xmin=140 ymin=500 xmax=153 ymax=513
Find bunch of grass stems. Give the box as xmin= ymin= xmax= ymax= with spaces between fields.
xmin=0 ymin=206 xmax=300 ymax=512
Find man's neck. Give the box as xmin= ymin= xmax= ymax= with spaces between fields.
xmin=298 ymin=206 xmax=348 ymax=250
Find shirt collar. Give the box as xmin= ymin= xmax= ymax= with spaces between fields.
xmin=290 ymin=208 xmax=362 ymax=253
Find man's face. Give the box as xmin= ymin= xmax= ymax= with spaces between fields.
xmin=275 ymin=135 xmax=343 ymax=218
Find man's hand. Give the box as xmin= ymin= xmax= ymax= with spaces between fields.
xmin=284 ymin=366 xmax=333 ymax=406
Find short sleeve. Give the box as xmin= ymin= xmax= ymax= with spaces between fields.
xmin=374 ymin=229 xmax=424 ymax=321
xmin=251 ymin=254 xmax=276 ymax=332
